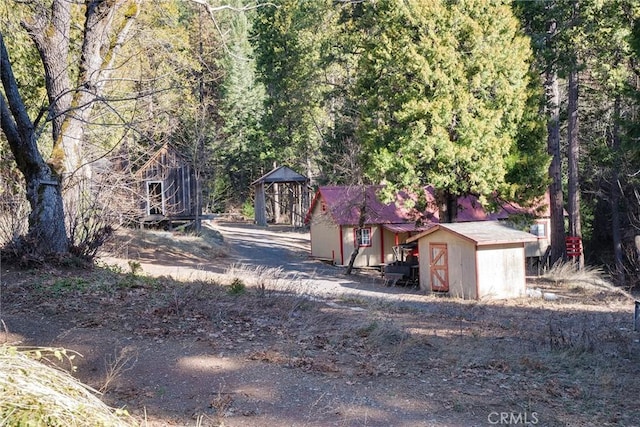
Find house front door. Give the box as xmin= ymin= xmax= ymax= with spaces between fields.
xmin=429 ymin=243 xmax=449 ymax=292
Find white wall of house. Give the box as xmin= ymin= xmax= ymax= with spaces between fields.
xmin=525 ymin=218 xmax=551 ymax=258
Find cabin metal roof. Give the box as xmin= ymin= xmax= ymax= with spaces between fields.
xmin=305 ymin=185 xmax=551 ymax=227
xmin=306 ymin=186 xmax=418 ymax=226
xmin=407 ymin=221 xmax=538 ymax=246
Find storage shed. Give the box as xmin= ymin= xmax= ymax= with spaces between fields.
xmin=407 ymin=221 xmax=537 ymax=300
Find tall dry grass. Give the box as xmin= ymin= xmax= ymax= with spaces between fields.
xmin=540 ymin=260 xmax=634 ymax=300
xmin=0 ymin=346 xmax=134 ymax=427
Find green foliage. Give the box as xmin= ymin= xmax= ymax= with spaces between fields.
xmin=50 ymin=278 xmax=89 ymax=295
xmin=241 ymin=200 xmax=254 ymax=219
xmin=127 ymin=260 xmax=143 ymax=276
xmin=215 ymin=0 xmax=267 ymax=206
xmin=228 ymin=277 xmax=246 ymax=295
xmin=502 ymin=75 xmax=551 ymax=203
xmin=353 ymin=0 xmax=541 ymax=207
xmin=252 ymin=0 xmax=333 ymax=169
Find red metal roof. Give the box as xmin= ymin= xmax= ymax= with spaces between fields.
xmin=305 ymin=185 xmax=550 ymax=226
xmin=306 ymin=186 xmax=420 ymax=226
xmin=422 ymin=186 xmax=550 ymax=222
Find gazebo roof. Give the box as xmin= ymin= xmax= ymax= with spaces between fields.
xmin=251 ymin=166 xmax=308 ymax=185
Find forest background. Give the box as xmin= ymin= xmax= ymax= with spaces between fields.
xmin=1 ymin=0 xmax=640 ymax=288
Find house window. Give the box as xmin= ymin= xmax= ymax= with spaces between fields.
xmin=355 ymin=227 xmax=372 ymax=247
xmin=530 ymin=222 xmax=546 ymax=238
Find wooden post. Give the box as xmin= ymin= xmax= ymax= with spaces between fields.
xmin=255 ymin=183 xmax=267 ymax=226
xmin=273 ymin=182 xmax=280 ymax=224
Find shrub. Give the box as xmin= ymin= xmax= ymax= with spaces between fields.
xmin=228 ymin=278 xmax=246 ymax=295
xmin=241 ymin=200 xmax=254 ymax=220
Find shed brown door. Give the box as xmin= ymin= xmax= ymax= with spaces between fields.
xmin=429 ymin=243 xmax=449 ymax=292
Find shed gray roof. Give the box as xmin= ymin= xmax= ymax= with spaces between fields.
xmin=251 ymin=166 xmax=308 ymax=185
xmin=406 ymin=221 xmax=537 ymax=246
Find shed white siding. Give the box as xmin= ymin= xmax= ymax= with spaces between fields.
xmin=476 ymin=244 xmax=527 ymax=299
xmin=411 ymin=222 xmax=534 ymax=300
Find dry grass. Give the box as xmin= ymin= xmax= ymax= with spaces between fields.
xmin=99 ymin=346 xmax=138 ymax=394
xmin=223 ymin=263 xmax=320 ymax=296
xmin=540 ymin=260 xmax=634 ymax=300
xmin=102 ymin=227 xmax=227 ymax=261
xmin=0 ymin=346 xmax=134 ymax=427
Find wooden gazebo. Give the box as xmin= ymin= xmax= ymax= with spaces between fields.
xmin=252 ymin=166 xmax=310 ymax=227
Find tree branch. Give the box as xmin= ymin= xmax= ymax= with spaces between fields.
xmin=189 ymin=0 xmax=277 ymax=13
xmin=189 ymin=0 xmax=277 ymax=60
xmin=0 ymin=33 xmax=34 ymax=145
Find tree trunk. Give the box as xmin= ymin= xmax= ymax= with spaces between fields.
xmin=611 ymin=96 xmax=624 ymax=285
xmin=1 ymin=34 xmax=69 ymax=256
xmin=567 ymin=68 xmax=583 ymax=268
xmin=24 ymin=0 xmax=140 ymax=190
xmin=436 ymin=189 xmax=458 ymax=224
xmin=544 ymin=18 xmax=565 ymax=265
xmin=2 ymin=1 xmax=139 ymax=258
xmin=345 ymin=246 xmax=360 ymax=276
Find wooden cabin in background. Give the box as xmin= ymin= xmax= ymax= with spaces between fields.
xmin=134 ymin=144 xmax=199 ymax=226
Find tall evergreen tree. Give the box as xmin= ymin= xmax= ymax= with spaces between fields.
xmin=578 ymin=0 xmax=640 ymax=283
xmin=252 ymin=0 xmax=332 ymax=177
xmin=216 ymin=0 xmax=266 ymax=207
xmin=515 ymin=0 xmax=576 ymax=264
xmin=354 ymin=0 xmax=545 ymax=222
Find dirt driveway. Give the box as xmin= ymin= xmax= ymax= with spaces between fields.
xmin=211 ymin=221 xmax=426 ymax=302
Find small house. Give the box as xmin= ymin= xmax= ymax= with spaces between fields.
xmin=407 ymin=221 xmax=537 ymax=300
xmin=304 ymin=186 xmax=424 ymax=267
xmin=134 ymin=144 xmax=199 ymax=225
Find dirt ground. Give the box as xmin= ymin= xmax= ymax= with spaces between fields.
xmin=1 ymin=221 xmax=639 ymax=427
